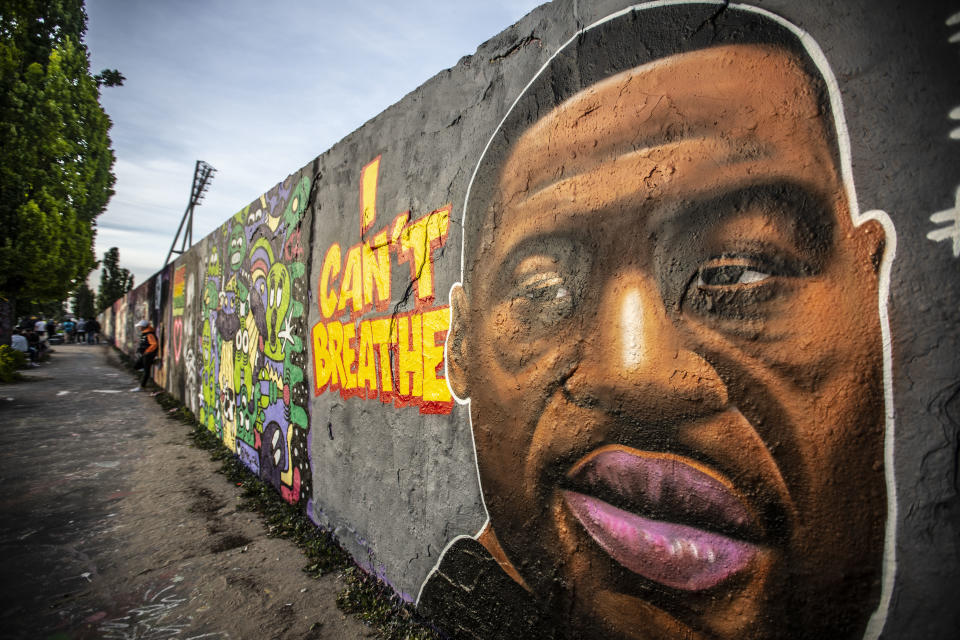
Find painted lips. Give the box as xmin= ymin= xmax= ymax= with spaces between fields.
xmin=563 ymin=446 xmax=762 ymax=591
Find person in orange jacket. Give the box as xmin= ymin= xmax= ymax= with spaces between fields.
xmin=131 ymin=319 xmax=159 ymax=391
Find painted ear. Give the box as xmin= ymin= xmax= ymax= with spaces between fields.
xmin=445 ymin=283 xmax=470 ymax=400
xmin=856 ymin=217 xmax=888 ymax=274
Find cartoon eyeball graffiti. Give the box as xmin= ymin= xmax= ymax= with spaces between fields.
xmin=220 ymin=387 xmax=236 ymax=423
xmin=207 ymin=246 xmax=221 ymax=276
xmin=203 ymin=280 xmax=219 ymax=312
xmin=229 ymin=222 xmax=246 ymax=271
xmin=221 ymin=285 xmax=241 ymax=321
xmin=236 ymin=382 xmax=260 ymax=446
xmin=264 ymin=263 xmax=291 ymax=360
xmin=282 ymin=176 xmax=311 ymax=228
xmin=234 ymin=326 xmax=250 ymax=354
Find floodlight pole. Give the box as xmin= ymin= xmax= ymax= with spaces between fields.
xmin=164 ymin=160 xmax=216 ymax=267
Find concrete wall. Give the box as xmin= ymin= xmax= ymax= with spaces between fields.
xmin=101 ymin=1 xmax=960 ymax=638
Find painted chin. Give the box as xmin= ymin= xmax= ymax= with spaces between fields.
xmin=561 ymin=446 xmax=768 ymax=592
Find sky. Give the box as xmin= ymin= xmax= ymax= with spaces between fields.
xmin=84 ymin=0 xmax=546 ymax=288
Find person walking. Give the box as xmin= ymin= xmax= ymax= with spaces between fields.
xmin=130 ymin=320 xmax=159 ymax=391
xmin=86 ymin=317 xmax=100 ymax=344
xmin=63 ymin=318 xmax=76 ymax=342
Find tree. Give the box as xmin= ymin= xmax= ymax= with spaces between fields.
xmin=93 ymin=68 xmax=124 ymax=87
xmin=0 ymin=0 xmax=121 ymax=343
xmin=96 ymin=247 xmax=133 ymax=312
xmin=72 ymin=282 xmax=95 ymax=319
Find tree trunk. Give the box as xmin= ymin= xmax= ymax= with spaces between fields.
xmin=0 ymin=296 xmax=14 ymax=346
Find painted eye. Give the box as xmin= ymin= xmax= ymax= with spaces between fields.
xmin=513 ymin=269 xmax=576 ymax=326
xmin=242 ymin=329 xmax=249 ymax=352
xmin=520 ymin=273 xmax=572 ymax=302
xmin=682 ymin=255 xmax=788 ymax=323
xmin=697 ymin=261 xmax=772 ymax=287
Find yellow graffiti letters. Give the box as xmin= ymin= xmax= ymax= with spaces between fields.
xmin=319 ymin=244 xmax=341 ymax=318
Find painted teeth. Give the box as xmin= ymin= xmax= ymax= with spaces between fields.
xmin=639 ymin=531 xmax=716 ymax=563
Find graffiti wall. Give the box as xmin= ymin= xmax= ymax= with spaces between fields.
xmin=101 ymin=1 xmax=960 ymax=638
xmin=104 ymin=169 xmax=315 ymax=505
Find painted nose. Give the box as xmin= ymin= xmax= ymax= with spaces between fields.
xmin=563 ymin=274 xmax=727 ymax=421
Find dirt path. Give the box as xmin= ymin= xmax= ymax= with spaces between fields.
xmin=0 ymin=344 xmax=371 ymax=639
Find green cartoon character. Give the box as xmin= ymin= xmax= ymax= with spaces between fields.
xmin=282 ymin=176 xmax=311 ymax=229
xmin=199 ymin=318 xmax=219 ymax=435
xmin=228 ymin=215 xmax=247 ymax=272
xmin=264 ymin=262 xmax=291 ymax=360
xmin=206 ymin=244 xmax=221 ymax=277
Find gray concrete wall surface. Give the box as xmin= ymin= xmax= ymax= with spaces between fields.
xmin=101 ymin=2 xmax=960 ymax=638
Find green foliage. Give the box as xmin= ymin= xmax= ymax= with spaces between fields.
xmin=337 ymin=567 xmax=440 ymax=640
xmin=18 ymin=297 xmax=65 ymax=321
xmin=93 ymin=68 xmax=124 ymax=87
xmin=71 ymin=281 xmax=95 ymax=318
xmin=0 ymin=0 xmax=117 ymax=317
xmin=0 ymin=344 xmax=27 ymax=382
xmin=96 ymin=246 xmax=133 ymax=311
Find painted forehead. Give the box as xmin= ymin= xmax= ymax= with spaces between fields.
xmin=498 ymin=44 xmax=832 ymax=210
xmin=461 ymin=44 xmax=838 ymax=281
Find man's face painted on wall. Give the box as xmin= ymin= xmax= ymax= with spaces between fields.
xmin=448 ymin=44 xmax=886 ymax=639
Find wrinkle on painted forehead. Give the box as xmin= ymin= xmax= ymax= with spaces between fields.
xmin=497 ymin=44 xmax=829 ymax=208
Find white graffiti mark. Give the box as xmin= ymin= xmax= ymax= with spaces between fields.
xmin=184 ymin=348 xmax=198 ymax=414
xmin=98 ymin=581 xmax=228 ymax=640
xmin=928 ymin=186 xmax=960 ymax=257
xmin=277 ymin=315 xmax=295 ymax=349
xmin=938 ymin=10 xmax=960 ymax=258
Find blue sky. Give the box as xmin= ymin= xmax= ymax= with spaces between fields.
xmin=84 ymin=0 xmax=545 ymax=287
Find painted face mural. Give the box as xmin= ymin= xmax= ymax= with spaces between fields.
xmin=431 ymin=5 xmax=895 ymax=640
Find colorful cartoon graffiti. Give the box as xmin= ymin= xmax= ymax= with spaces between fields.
xmin=183 ymin=172 xmax=314 ymax=504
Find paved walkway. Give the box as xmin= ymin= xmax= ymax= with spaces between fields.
xmin=0 ymin=344 xmax=370 ymax=639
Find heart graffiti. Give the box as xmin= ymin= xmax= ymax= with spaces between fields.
xmin=173 ymin=317 xmax=183 ymax=364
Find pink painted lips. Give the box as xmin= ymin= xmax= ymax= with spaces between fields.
xmin=563 ymin=446 xmax=763 ymax=591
